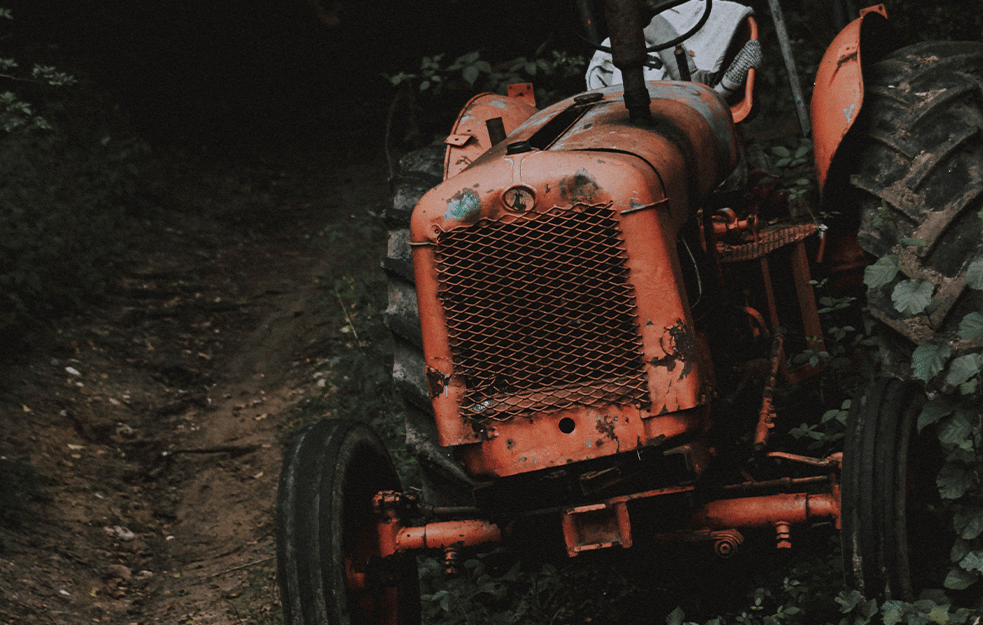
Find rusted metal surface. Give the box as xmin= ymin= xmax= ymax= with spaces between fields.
xmin=411 ymin=82 xmax=739 ymax=475
xmin=811 ymin=5 xmax=889 ymax=195
xmin=394 ymin=519 xmax=503 ymax=552
xmin=561 ymin=501 xmax=633 ymax=556
xmin=728 ymin=16 xmax=758 ymax=124
xmin=691 ymin=492 xmax=840 ymax=530
xmin=444 ymin=92 xmax=538 ymax=180
xmin=458 ymin=406 xmax=707 ymax=477
xmin=753 ymin=332 xmax=784 ymax=450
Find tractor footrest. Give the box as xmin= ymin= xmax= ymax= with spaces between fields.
xmin=560 ymin=501 xmax=632 ymax=557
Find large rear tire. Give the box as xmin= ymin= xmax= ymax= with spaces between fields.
xmin=276 ymin=419 xmax=421 ymax=625
xmin=849 ymin=41 xmax=983 ymax=349
xmin=840 ymin=378 xmax=949 ymax=601
xmin=384 ymin=144 xmax=476 ymax=506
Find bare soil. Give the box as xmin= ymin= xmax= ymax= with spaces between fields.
xmin=0 ymin=147 xmax=389 ymax=624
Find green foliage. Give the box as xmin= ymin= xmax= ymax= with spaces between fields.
xmin=388 ymin=45 xmax=586 ymax=106
xmin=863 ymin=254 xmax=899 ymax=290
xmin=0 ymin=9 xmax=76 ymax=133
xmin=386 ymin=45 xmax=587 ymax=149
xmin=291 ymin=207 xmax=417 ymax=482
xmin=0 ymin=8 xmax=151 ymax=351
xmin=767 ymin=139 xmax=814 ymax=202
xmin=0 ymin=131 xmax=151 ymax=346
xmin=891 ymin=279 xmax=935 ymax=316
xmin=911 ymin=343 xmax=953 ymax=384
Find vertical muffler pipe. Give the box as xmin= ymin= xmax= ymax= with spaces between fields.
xmin=604 ymin=0 xmax=652 ymax=122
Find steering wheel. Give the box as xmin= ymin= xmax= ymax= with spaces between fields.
xmin=583 ymin=0 xmax=714 ymax=55
xmin=641 ymin=0 xmax=713 ymax=52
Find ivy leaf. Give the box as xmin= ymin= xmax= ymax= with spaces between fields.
xmin=918 ymin=397 xmax=956 ymax=432
xmin=666 ymin=606 xmax=685 ymax=625
xmin=881 ymin=601 xmax=905 ymax=625
xmin=892 ymin=279 xmax=935 ymax=315
xmin=462 ymin=65 xmax=480 ymax=85
xmin=928 ymin=603 xmax=951 ymax=625
xmin=939 ymin=409 xmax=974 ymax=447
xmin=955 ymin=510 xmax=983 ymax=540
xmin=966 ymin=258 xmax=983 ymax=291
xmin=912 ymin=342 xmax=952 ymax=382
xmin=944 ymin=567 xmax=978 ymax=590
xmin=864 ymin=254 xmax=899 ymax=289
xmin=835 ymin=590 xmax=864 ymax=613
xmin=958 ymin=312 xmax=983 ymax=339
xmin=938 ymin=463 xmax=974 ymax=499
xmin=945 ymin=353 xmax=983 ymax=387
xmin=952 ymin=538 xmax=971 ymax=562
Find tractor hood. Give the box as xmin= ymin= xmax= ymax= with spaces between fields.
xmin=413 ymin=81 xmax=738 ymax=246
xmin=407 ymin=82 xmax=735 ymax=464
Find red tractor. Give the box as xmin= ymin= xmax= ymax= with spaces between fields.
xmin=277 ymin=1 xmax=983 ymax=622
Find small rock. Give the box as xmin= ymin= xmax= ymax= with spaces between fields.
xmin=104 ymin=525 xmax=136 ymax=541
xmin=106 ymin=564 xmax=132 ymax=581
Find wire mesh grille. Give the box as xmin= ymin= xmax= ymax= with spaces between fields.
xmin=434 ymin=204 xmax=649 ymax=420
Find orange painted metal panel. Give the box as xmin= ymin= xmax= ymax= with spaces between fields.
xmin=811 ymin=5 xmax=889 ymax=196
xmin=444 ymin=92 xmax=538 ymax=180
xmin=411 ymin=84 xmax=736 ymax=477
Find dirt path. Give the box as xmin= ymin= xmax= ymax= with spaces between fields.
xmin=0 ymin=147 xmax=389 ymax=624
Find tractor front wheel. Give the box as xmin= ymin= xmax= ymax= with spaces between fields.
xmin=276 ymin=419 xmax=421 ymax=625
xmin=840 ymin=377 xmax=949 ymax=601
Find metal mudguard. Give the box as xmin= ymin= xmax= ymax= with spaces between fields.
xmin=811 ymin=5 xmax=889 ymax=196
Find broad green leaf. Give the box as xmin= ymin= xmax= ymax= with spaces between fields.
xmin=952 ymin=538 xmax=971 ymax=561
xmin=958 ymin=312 xmax=983 ymax=339
xmin=912 ymin=342 xmax=952 ymax=382
xmin=918 ymin=397 xmax=956 ymax=432
xmin=955 ymin=508 xmax=983 ymax=540
xmin=863 ymin=254 xmax=898 ymax=289
xmin=944 ymin=567 xmax=978 ymax=590
xmin=928 ymin=603 xmax=950 ymax=625
xmin=939 ymin=409 xmax=974 ymax=446
xmin=938 ymin=463 xmax=974 ymax=499
xmin=967 ymin=258 xmax=983 ymax=290
xmin=462 ymin=65 xmax=480 ymax=85
xmin=771 ymin=145 xmax=791 ymax=158
xmin=880 ymin=601 xmax=904 ymax=625
xmin=960 ymin=551 xmax=983 ymax=573
xmin=835 ymin=589 xmax=864 ymax=613
xmin=945 ymin=353 xmax=983 ymax=387
xmin=892 ymin=278 xmax=935 ymax=315
xmin=666 ymin=606 xmax=685 ymax=625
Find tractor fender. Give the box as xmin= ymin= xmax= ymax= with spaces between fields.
xmin=811 ymin=5 xmax=889 ymax=197
xmin=443 ymin=85 xmax=538 ymax=180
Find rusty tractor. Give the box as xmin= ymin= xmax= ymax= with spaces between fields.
xmin=276 ymin=1 xmax=983 ymax=622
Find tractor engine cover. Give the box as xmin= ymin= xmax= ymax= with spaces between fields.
xmin=410 ymin=82 xmax=737 ymax=478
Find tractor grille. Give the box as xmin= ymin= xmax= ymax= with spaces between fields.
xmin=434 ymin=203 xmax=649 ymax=420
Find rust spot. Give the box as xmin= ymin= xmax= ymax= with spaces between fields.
xmin=651 ymin=319 xmax=696 ymax=378
xmin=559 ymin=168 xmax=600 ymax=203
xmin=426 ymin=366 xmax=451 ymax=399
xmin=506 ymin=439 xmax=515 ymax=450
